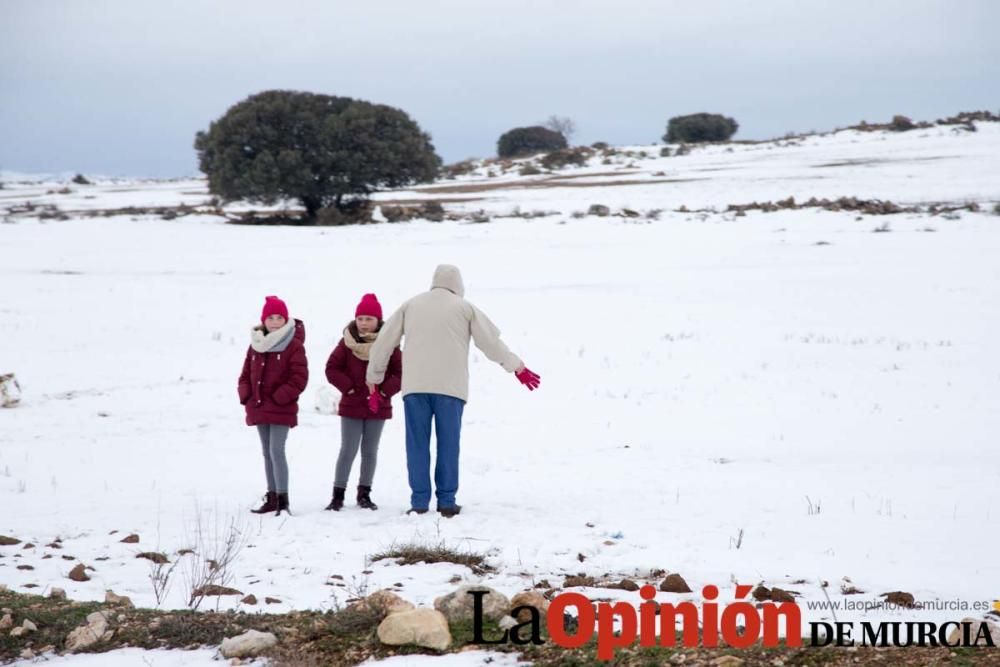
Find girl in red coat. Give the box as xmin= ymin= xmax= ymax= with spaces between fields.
xmin=324 ymin=293 xmax=402 ymax=511
xmin=238 ymin=296 xmax=309 ymax=516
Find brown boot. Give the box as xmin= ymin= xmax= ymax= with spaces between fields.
xmin=251 ymin=491 xmax=278 ymax=514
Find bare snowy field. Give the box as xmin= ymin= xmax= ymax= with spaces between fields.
xmin=2 ymin=122 xmax=999 ymax=664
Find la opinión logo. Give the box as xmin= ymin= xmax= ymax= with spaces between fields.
xmin=469 ymin=585 xmax=996 ymax=661
xmin=472 ymin=584 xmax=800 ymax=660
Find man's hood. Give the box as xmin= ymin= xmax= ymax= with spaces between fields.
xmin=430 ymin=264 xmax=465 ymax=297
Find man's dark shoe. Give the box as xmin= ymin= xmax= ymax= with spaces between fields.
xmin=438 ymin=505 xmax=462 ymax=518
xmin=406 ymin=508 xmax=428 ymax=515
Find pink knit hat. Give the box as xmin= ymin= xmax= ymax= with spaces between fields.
xmin=355 ymin=293 xmax=383 ymax=320
xmin=261 ymin=295 xmax=289 ymax=322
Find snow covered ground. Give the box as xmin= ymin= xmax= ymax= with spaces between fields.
xmin=8 ymin=648 xmax=262 ymax=666
xmin=5 ymin=647 xmax=518 ymax=666
xmin=2 ymin=122 xmax=999 ymax=664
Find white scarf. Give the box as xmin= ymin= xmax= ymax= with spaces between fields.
xmin=250 ymin=318 xmax=296 ymax=353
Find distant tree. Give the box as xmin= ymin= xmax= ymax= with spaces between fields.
xmin=194 ymin=90 xmax=441 ymax=219
xmin=543 ymin=115 xmax=577 ymax=143
xmin=497 ymin=126 xmax=568 ymax=158
xmin=663 ymin=113 xmax=739 ymax=143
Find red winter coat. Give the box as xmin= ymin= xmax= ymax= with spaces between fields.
xmin=238 ymin=319 xmax=309 ymax=427
xmin=325 ymin=324 xmax=402 ymax=420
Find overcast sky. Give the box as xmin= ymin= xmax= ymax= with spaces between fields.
xmin=1 ymin=0 xmax=998 ymax=178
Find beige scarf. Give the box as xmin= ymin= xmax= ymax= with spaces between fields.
xmin=342 ymin=321 xmax=379 ymax=361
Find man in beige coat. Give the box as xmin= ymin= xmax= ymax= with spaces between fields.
xmin=366 ymin=264 xmax=540 ymax=516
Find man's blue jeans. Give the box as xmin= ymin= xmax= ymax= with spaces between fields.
xmin=403 ymin=393 xmax=465 ymax=510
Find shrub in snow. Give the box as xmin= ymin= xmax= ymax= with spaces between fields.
xmin=663 ymin=112 xmax=739 ymax=143
xmin=540 ymin=147 xmax=590 ymax=170
xmin=315 ymin=199 xmax=373 ymax=226
xmin=195 ymin=90 xmax=441 ymax=219
xmin=890 ymin=115 xmax=916 ymax=131
xmin=442 ymin=159 xmax=477 ymax=179
xmin=496 ymin=125 xmax=567 ymax=158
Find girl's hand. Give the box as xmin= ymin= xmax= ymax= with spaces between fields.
xmin=515 ymin=367 xmax=541 ymax=391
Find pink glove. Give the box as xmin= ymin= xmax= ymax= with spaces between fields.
xmin=367 ymin=389 xmax=381 ymax=414
xmin=515 ymin=367 xmax=541 ymax=391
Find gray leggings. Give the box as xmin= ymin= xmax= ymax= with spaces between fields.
xmin=335 ymin=418 xmax=385 ymax=488
xmin=256 ymin=424 xmax=289 ymax=493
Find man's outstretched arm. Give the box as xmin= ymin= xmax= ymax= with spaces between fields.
xmin=367 ymin=305 xmax=405 ymax=389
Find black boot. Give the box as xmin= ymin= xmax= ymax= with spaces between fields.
xmin=325 ymin=486 xmax=346 ymax=511
xmin=275 ymin=492 xmax=290 ymax=516
xmin=357 ymin=485 xmax=378 ymax=510
xmin=438 ymin=504 xmax=462 ymax=518
xmin=251 ymin=491 xmax=278 ymax=514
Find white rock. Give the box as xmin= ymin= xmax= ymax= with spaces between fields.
xmin=0 ymin=613 xmax=12 ymax=630
xmin=87 ymin=611 xmax=110 ymax=626
xmin=377 ymin=608 xmax=451 ymax=651
xmin=713 ymin=656 xmax=745 ymax=667
xmin=498 ymin=615 xmax=518 ymax=630
xmin=219 ymin=629 xmax=278 ymax=659
xmin=10 ymin=626 xmax=26 ymax=637
xmin=22 ymin=619 xmax=37 ymax=632
xmin=65 ymin=611 xmax=110 ymax=653
xmin=105 ymin=590 xmax=134 ymax=607
xmin=434 ymin=585 xmax=510 ymax=623
xmin=946 ymin=617 xmax=1000 ymax=647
